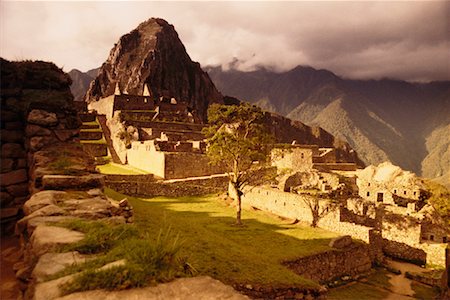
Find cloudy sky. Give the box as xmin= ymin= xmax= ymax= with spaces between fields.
xmin=1 ymin=1 xmax=449 ymax=82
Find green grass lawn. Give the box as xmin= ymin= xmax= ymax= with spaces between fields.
xmin=97 ymin=163 xmax=148 ymax=175
xmin=105 ymin=188 xmax=339 ymax=289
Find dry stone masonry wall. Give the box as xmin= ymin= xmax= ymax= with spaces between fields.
xmin=1 ymin=59 xmax=134 ymax=299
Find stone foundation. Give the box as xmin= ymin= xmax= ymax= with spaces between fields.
xmin=284 ymin=243 xmax=372 ymax=283
xmin=106 ymin=175 xmax=228 ymax=197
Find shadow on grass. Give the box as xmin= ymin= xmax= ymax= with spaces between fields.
xmin=106 ymin=188 xmax=338 ymax=291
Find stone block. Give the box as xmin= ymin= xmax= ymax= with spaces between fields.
xmin=329 ymin=235 xmax=353 ymax=249
xmin=0 ymin=129 xmax=24 ymax=143
xmin=17 ymin=159 xmax=27 ymax=169
xmin=34 ymin=273 xmax=75 ymax=300
xmin=1 ymin=158 xmax=14 ymax=173
xmin=16 ymin=205 xmax=67 ymax=234
xmin=30 ymin=225 xmax=84 ymax=257
xmin=79 ymin=131 xmax=103 ymax=140
xmin=62 ymin=197 xmax=113 ymax=219
xmin=6 ymin=183 xmax=29 ymax=197
xmin=27 ymin=109 xmax=58 ymax=127
xmin=23 ymin=190 xmax=66 ymax=215
xmin=0 ymin=169 xmax=27 ymax=186
xmin=54 ymin=276 xmax=249 ymax=300
xmin=54 ymin=129 xmax=79 ymax=142
xmin=29 ymin=136 xmax=57 ymax=152
xmin=25 ymin=124 xmax=52 ymax=137
xmin=1 ymin=143 xmax=25 ymax=158
xmin=25 ymin=216 xmax=78 ymax=236
xmin=5 ymin=121 xmax=23 ymax=130
xmin=42 ymin=174 xmax=105 ymax=190
xmin=33 ymin=252 xmax=88 ymax=283
xmin=0 ymin=110 xmax=19 ymax=122
xmin=0 ymin=191 xmax=14 ymax=207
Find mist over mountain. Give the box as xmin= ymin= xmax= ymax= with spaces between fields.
xmin=206 ymin=66 xmax=450 ymax=184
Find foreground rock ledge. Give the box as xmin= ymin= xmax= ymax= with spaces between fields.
xmin=54 ymin=276 xmax=249 ymax=300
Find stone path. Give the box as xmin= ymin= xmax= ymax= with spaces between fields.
xmin=384 ymin=259 xmax=429 ymax=299
xmin=55 ymin=276 xmax=249 ymax=300
xmin=0 ymin=235 xmax=21 ymax=300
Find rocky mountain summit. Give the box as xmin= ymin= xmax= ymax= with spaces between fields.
xmin=85 ymin=18 xmax=223 ymax=121
xmin=74 ymin=18 xmax=361 ymax=165
xmin=207 ymin=66 xmax=450 ymax=185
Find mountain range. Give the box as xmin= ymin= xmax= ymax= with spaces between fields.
xmin=68 ymin=17 xmax=448 ymax=185
xmin=206 ymin=66 xmax=450 ymax=185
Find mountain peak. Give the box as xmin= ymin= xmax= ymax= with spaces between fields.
xmin=85 ymin=17 xmax=223 ymax=120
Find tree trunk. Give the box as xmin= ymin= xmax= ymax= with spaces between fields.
xmin=236 ymin=191 xmax=242 ymax=225
xmin=231 ymin=182 xmax=242 ymax=225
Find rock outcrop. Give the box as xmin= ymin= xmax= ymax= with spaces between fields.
xmin=85 ymin=18 xmax=224 ymax=121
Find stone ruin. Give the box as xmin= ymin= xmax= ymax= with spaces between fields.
xmin=85 ymin=84 xmax=226 ymax=180
xmin=1 ymin=59 xmax=133 ymax=299
xmin=239 ymin=143 xmax=449 ymax=276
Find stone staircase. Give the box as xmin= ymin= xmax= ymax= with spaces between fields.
xmin=96 ymin=114 xmax=122 ymax=164
xmin=78 ymin=113 xmax=108 ymax=158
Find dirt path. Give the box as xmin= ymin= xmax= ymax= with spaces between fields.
xmin=1 ymin=235 xmax=21 ymax=300
xmin=384 ymin=258 xmax=428 ymax=299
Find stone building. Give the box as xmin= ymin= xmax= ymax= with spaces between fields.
xmin=127 ymin=140 xmax=223 ymax=179
xmin=271 ymin=144 xmax=358 ymax=173
xmin=356 ymin=162 xmax=427 ymax=206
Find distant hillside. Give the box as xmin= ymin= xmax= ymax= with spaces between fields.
xmin=68 ymin=68 xmax=99 ymax=101
xmin=206 ymin=66 xmax=450 ymax=183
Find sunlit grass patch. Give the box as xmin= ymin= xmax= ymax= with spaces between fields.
xmin=96 ymin=162 xmax=147 ymax=175
xmin=105 ymin=188 xmax=339 ymax=289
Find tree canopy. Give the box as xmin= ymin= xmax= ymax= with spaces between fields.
xmin=203 ymin=103 xmax=273 ymax=224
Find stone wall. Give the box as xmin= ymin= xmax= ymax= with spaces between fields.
xmin=1 ymin=59 xmax=133 ymax=299
xmin=165 ymin=152 xmax=225 ymax=179
xmin=106 ymin=175 xmax=228 ymax=197
xmin=284 ymin=243 xmax=372 ymax=283
xmin=112 ymin=94 xmax=155 ymax=111
xmin=127 ymin=141 xmax=166 ymax=177
xmin=88 ymin=95 xmax=115 ymax=118
xmin=238 ymin=186 xmax=374 ymax=243
xmin=271 ymin=146 xmax=314 ymax=172
xmin=127 ymin=140 xmax=225 ymax=180
xmin=1 ymin=59 xmax=79 ymax=211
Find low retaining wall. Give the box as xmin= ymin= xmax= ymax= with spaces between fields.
xmin=106 ymin=176 xmax=228 ymax=197
xmin=82 ymin=143 xmax=108 ymax=157
xmin=284 ymin=243 xmax=372 ymax=283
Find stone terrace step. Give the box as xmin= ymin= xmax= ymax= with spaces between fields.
xmin=42 ymin=174 xmax=105 ymax=190
xmin=78 ymin=113 xmax=96 ymax=123
xmin=79 ymin=131 xmax=103 ymax=140
xmin=80 ymin=124 xmax=100 ymax=130
xmin=81 ymin=143 xmax=108 ymax=157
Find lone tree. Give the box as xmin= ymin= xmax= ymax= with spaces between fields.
xmin=204 ymin=103 xmax=273 ymax=225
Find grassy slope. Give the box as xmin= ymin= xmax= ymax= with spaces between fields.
xmin=97 ymin=163 xmax=147 ymax=175
xmin=105 ymin=188 xmax=338 ymax=289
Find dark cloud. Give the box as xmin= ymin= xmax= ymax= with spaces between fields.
xmin=1 ymin=1 xmax=448 ymax=82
